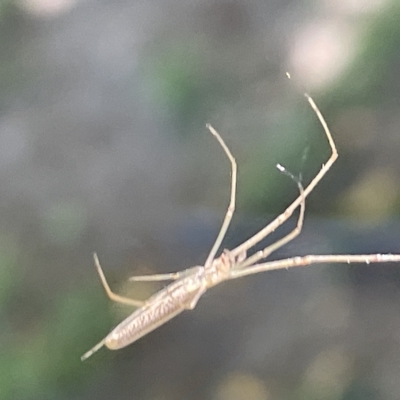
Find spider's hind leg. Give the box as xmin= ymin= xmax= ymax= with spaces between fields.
xmin=93 ymin=253 xmax=145 ymax=307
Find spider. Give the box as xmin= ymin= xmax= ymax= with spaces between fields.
xmin=82 ymin=94 xmax=400 ymax=361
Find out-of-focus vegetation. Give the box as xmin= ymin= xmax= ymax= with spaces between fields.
xmin=0 ymin=1 xmax=400 ymax=399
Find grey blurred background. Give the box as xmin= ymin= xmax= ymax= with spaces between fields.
xmin=1 ymin=0 xmax=400 ymax=399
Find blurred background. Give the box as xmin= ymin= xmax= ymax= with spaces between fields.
xmin=1 ymin=0 xmax=400 ymax=399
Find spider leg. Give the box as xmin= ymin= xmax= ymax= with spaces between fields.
xmin=129 ymin=272 xmax=182 ymax=281
xmin=235 ymin=173 xmax=305 ymax=270
xmin=93 ymin=253 xmax=144 ymax=307
xmin=230 ymin=94 xmax=338 ymax=259
xmin=129 ymin=266 xmax=204 ymax=282
xmin=204 ymin=124 xmax=237 ymax=267
xmin=229 ymin=254 xmax=400 ymax=279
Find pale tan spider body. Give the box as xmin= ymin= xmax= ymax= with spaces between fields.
xmin=105 ymin=267 xmax=206 ymax=350
xmin=91 ymin=251 xmax=237 ymax=353
xmin=81 ymin=94 xmax=400 ymax=361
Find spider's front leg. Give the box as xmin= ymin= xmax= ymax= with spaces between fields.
xmin=236 ymin=175 xmax=305 ymax=270
xmin=220 ymin=248 xmax=246 ymax=270
xmin=204 ymin=124 xmax=237 ymax=267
